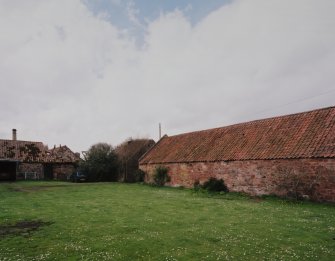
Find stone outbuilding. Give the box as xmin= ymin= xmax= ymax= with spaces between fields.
xmin=0 ymin=130 xmax=80 ymax=181
xmin=139 ymin=106 xmax=335 ymax=202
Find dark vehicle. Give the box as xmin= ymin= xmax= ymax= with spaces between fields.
xmin=69 ymin=171 xmax=87 ymax=183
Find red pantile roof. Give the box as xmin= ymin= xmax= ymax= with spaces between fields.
xmin=140 ymin=106 xmax=335 ymax=164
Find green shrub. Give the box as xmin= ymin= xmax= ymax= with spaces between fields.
xmin=80 ymin=143 xmax=119 ymax=182
xmin=134 ymin=169 xmax=146 ymax=182
xmin=193 ymin=180 xmax=201 ymax=191
xmin=153 ymin=166 xmax=170 ymax=186
xmin=195 ymin=177 xmax=229 ymax=193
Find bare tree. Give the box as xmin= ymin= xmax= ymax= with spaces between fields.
xmin=276 ymin=165 xmax=322 ymax=201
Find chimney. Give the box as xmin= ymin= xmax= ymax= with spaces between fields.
xmin=12 ymin=129 xmax=17 ymax=141
xmin=159 ymin=123 xmax=162 ymax=140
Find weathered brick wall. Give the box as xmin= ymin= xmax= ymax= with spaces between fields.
xmin=17 ymin=163 xmax=44 ymax=180
xmin=52 ymin=164 xmax=76 ymax=180
xmin=140 ymin=158 xmax=335 ymax=202
xmin=16 ymin=163 xmax=76 ymax=180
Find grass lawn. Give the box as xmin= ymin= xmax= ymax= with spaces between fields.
xmin=0 ymin=182 xmax=334 ymax=260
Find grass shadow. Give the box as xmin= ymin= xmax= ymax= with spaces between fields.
xmin=0 ymin=220 xmax=54 ymax=238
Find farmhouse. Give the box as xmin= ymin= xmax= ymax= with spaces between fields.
xmin=0 ymin=129 xmax=80 ymax=181
xmin=139 ymin=106 xmax=335 ymax=202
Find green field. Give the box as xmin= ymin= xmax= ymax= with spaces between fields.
xmin=0 ymin=182 xmax=334 ymax=260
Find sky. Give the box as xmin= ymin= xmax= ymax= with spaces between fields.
xmin=0 ymin=0 xmax=334 ymax=153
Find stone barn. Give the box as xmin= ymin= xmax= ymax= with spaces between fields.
xmin=45 ymin=145 xmax=81 ymax=180
xmin=0 ymin=129 xmax=80 ymax=181
xmin=139 ymin=106 xmax=335 ymax=202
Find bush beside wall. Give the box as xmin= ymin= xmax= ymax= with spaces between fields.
xmin=140 ymin=158 xmax=335 ymax=202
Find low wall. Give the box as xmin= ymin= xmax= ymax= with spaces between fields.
xmin=140 ymin=158 xmax=335 ymax=202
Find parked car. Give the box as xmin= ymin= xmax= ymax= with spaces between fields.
xmin=69 ymin=171 xmax=87 ymax=183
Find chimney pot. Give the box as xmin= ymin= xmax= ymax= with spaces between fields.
xmin=159 ymin=123 xmax=162 ymax=139
xmin=12 ymin=129 xmax=17 ymax=141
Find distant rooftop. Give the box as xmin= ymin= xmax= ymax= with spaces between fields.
xmin=0 ymin=132 xmax=79 ymax=163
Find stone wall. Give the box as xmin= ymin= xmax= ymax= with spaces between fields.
xmin=16 ymin=162 xmax=76 ymax=181
xmin=17 ymin=163 xmax=44 ymax=180
xmin=52 ymin=164 xmax=76 ymax=180
xmin=140 ymin=158 xmax=335 ymax=202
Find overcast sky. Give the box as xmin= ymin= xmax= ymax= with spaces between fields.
xmin=0 ymin=0 xmax=334 ymax=153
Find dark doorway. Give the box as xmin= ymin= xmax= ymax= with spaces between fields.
xmin=0 ymin=161 xmax=17 ymax=181
xmin=44 ymin=164 xmax=53 ymax=180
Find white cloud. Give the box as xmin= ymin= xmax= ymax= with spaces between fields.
xmin=0 ymin=0 xmax=334 ymax=152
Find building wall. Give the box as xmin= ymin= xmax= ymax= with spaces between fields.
xmin=16 ymin=162 xmax=76 ymax=180
xmin=17 ymin=163 xmax=44 ymax=180
xmin=52 ymin=164 xmax=76 ymax=180
xmin=140 ymin=158 xmax=335 ymax=202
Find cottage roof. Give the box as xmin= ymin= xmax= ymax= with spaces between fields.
xmin=0 ymin=140 xmax=47 ymax=162
xmin=140 ymin=106 xmax=335 ymax=164
xmin=47 ymin=145 xmax=80 ymax=163
xmin=0 ymin=140 xmax=79 ymax=163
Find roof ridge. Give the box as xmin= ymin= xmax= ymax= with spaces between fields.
xmin=168 ymin=106 xmax=335 ymax=139
xmin=0 ymin=139 xmax=45 ymax=144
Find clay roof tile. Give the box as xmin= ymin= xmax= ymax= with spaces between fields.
xmin=140 ymin=106 xmax=335 ymax=164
